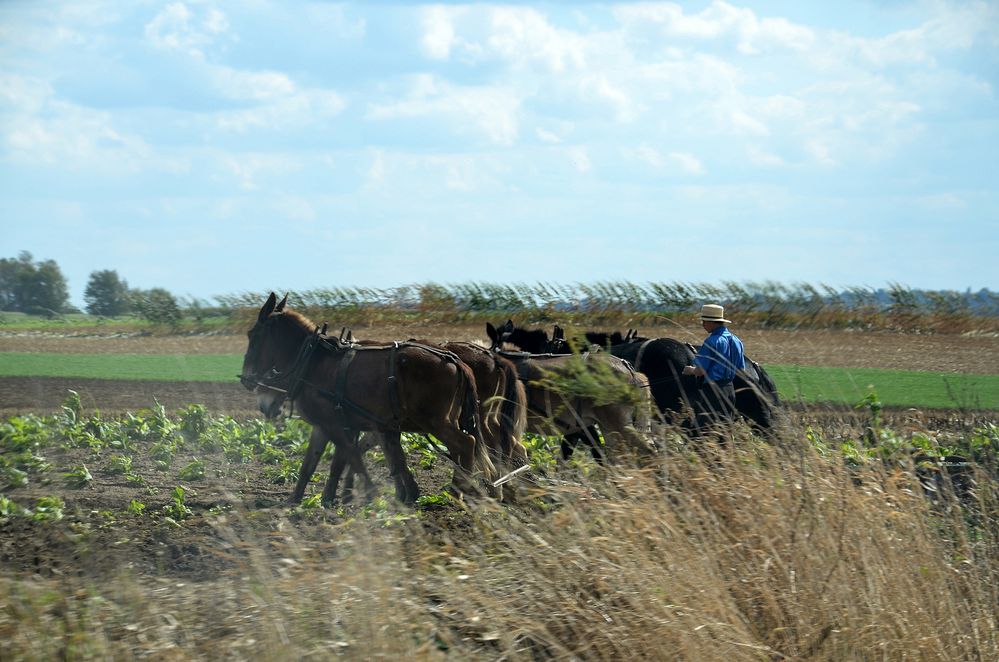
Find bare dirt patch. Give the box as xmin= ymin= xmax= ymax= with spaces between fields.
xmin=4 ymin=325 xmax=998 ymax=372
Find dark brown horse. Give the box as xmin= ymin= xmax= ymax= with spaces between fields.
xmin=240 ymin=293 xmax=497 ymax=505
xmin=486 ymin=322 xmax=657 ymax=462
xmin=332 ymin=338 xmax=530 ymax=501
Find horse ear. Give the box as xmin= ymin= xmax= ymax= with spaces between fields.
xmin=486 ymin=323 xmax=499 ymax=343
xmin=275 ymin=294 xmax=288 ymax=313
xmin=502 ymin=319 xmax=514 ymax=333
xmin=259 ymin=292 xmax=277 ymax=321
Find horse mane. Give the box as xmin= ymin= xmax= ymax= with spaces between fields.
xmin=279 ymin=308 xmax=320 ymax=334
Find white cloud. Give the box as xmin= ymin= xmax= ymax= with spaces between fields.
xmin=211 ymin=68 xmax=296 ymax=102
xmin=535 ymin=128 xmax=562 ymax=144
xmin=225 ymin=153 xmax=299 ymax=191
xmin=421 ymin=5 xmax=463 ymax=60
xmin=727 ymin=109 xmax=769 ymax=136
xmin=614 ymin=1 xmax=814 ymax=54
xmin=276 ymin=195 xmax=318 ymax=223
xmin=144 ymin=3 xmax=230 ymax=58
xmin=486 ymin=7 xmax=587 ymax=73
xmin=668 ymin=151 xmax=705 ymax=175
xmin=746 ymin=145 xmax=785 ymax=167
xmin=367 ymin=74 xmax=521 ymax=145
xmin=577 ymin=73 xmax=642 ymax=123
xmin=633 ymin=144 xmax=666 ymax=169
xmin=0 ymin=73 xmax=177 ymax=172
xmin=418 ymin=5 xmax=586 ymax=72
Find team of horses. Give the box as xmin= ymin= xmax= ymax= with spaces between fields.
xmin=240 ymin=293 xmax=781 ymax=505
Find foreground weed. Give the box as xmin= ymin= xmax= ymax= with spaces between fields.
xmin=0 ymin=495 xmax=21 ymax=518
xmin=178 ymin=458 xmax=206 ymax=481
xmin=63 ymin=464 xmax=93 ymax=488
xmin=126 ymin=499 xmax=146 ymax=516
xmin=178 ymin=404 xmax=210 ymax=442
xmin=104 ymin=454 xmax=133 ymax=475
xmin=31 ymin=496 xmax=65 ymax=522
xmin=162 ymin=486 xmax=193 ymax=521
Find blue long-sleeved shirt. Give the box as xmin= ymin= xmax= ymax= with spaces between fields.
xmin=694 ymin=326 xmax=745 ymax=383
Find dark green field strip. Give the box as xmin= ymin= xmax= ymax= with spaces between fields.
xmin=0 ymin=353 xmax=242 ymax=383
xmin=1 ymin=352 xmax=997 ymax=409
xmin=769 ymin=365 xmax=999 ymax=410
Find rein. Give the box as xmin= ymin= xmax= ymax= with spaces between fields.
xmin=245 ymin=323 xmax=469 ymax=430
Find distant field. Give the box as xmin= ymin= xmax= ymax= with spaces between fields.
xmin=0 ymin=352 xmax=239 ymax=383
xmin=2 ymin=351 xmax=996 ymax=409
xmin=769 ymin=364 xmax=998 ymax=410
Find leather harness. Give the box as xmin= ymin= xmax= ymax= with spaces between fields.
xmin=248 ymin=326 xmax=465 ymax=430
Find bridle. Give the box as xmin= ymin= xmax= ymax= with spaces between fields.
xmin=238 ymin=315 xmax=324 ymax=407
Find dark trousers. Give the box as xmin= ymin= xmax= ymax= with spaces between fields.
xmin=691 ymin=379 xmax=737 ymax=434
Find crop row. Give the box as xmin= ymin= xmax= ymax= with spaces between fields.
xmin=3 ymin=390 xmax=997 ymax=515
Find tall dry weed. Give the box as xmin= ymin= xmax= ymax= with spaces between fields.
xmin=2 ymin=428 xmax=997 ymax=660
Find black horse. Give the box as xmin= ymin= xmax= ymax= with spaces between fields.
xmin=586 ymin=329 xmax=780 ymax=434
xmin=491 ymin=321 xmax=780 ymax=437
xmin=583 ymin=330 xmax=700 ymax=423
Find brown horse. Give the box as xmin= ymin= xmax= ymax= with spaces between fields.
xmin=240 ymin=293 xmax=497 ymax=504
xmin=329 ymin=338 xmax=529 ymax=502
xmin=486 ymin=322 xmax=657 ymax=462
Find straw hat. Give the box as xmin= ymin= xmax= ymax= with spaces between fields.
xmin=699 ymin=303 xmax=731 ymax=323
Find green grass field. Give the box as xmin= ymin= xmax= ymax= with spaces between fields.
xmin=2 ymin=352 xmax=997 ymax=409
xmin=768 ymin=364 xmax=999 ymax=410
xmin=0 ymin=352 xmax=240 ymax=383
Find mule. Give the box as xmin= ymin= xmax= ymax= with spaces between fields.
xmin=486 ymin=322 xmax=657 ymax=463
xmin=332 ymin=337 xmax=530 ymax=501
xmin=240 ymin=293 xmax=497 ymax=505
xmin=488 ymin=320 xmax=604 ymax=460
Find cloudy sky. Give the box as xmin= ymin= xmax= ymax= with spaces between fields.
xmin=1 ymin=1 xmax=997 ymax=307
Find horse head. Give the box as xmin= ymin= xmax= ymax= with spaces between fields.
xmin=240 ymin=292 xmax=307 ymax=418
xmin=485 ymin=319 xmax=518 ymax=351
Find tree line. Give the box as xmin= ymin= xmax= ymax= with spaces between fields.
xmin=0 ymin=252 xmax=181 ymax=325
xmin=2 ymin=251 xmax=997 ymax=330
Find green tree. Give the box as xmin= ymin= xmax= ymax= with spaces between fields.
xmin=0 ymin=251 xmax=69 ymax=314
xmin=130 ymin=287 xmax=181 ymax=327
xmin=84 ymin=270 xmax=130 ymax=317
xmin=0 ymin=253 xmax=30 ymax=310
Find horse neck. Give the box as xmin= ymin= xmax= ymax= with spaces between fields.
xmin=508 ymin=328 xmax=550 ymax=353
xmin=271 ymin=315 xmax=315 ymax=366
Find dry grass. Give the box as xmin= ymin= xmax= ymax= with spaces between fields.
xmin=2 ymin=426 xmax=997 ymax=661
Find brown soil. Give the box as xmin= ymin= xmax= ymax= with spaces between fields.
xmin=0 ymin=327 xmax=999 ymax=657
xmin=1 ymin=326 xmax=996 ymax=589
xmin=4 ymin=325 xmax=997 ymax=372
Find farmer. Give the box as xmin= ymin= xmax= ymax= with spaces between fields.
xmin=682 ymin=304 xmax=745 ymax=433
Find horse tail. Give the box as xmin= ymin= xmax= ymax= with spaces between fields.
xmin=498 ymin=355 xmax=529 ymax=466
xmin=457 ymin=360 xmax=497 ymax=481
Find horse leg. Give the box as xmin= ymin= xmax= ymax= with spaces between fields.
xmin=350 ymin=432 xmax=378 ymax=501
xmin=291 ymin=426 xmax=330 ymax=503
xmin=323 ymin=440 xmax=353 ymax=507
xmin=595 ymin=406 xmax=657 ymax=463
xmin=434 ymin=424 xmax=483 ymax=496
xmin=379 ymin=430 xmax=419 ymax=505
xmin=584 ymin=426 xmax=606 ymax=464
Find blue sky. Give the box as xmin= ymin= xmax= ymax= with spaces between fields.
xmin=1 ymin=1 xmax=997 ymax=308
